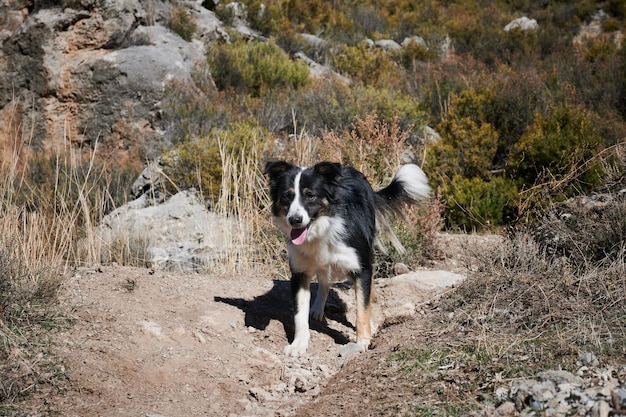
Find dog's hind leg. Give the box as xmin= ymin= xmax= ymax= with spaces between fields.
xmin=284 ymin=272 xmax=312 ymax=356
xmin=354 ymin=267 xmax=373 ymax=349
xmin=310 ymin=269 xmax=330 ymax=322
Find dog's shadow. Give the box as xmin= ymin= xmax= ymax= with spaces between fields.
xmin=215 ymin=280 xmax=352 ymax=345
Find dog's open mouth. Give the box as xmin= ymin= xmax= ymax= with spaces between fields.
xmin=290 ymin=227 xmax=308 ymax=245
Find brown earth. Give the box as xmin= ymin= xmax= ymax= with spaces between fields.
xmin=23 ymin=234 xmax=490 ymax=417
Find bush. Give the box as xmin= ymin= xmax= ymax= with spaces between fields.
xmin=208 ymin=40 xmax=310 ymax=97
xmin=330 ymin=43 xmax=403 ymax=88
xmin=533 ymin=193 xmax=626 ymax=269
xmin=432 ymin=114 xmax=499 ymax=180
xmin=443 ymin=175 xmax=519 ymax=231
xmin=427 ymin=88 xmax=499 ymax=181
xmin=319 ymin=114 xmax=414 ymax=187
xmin=509 ymin=103 xmax=605 ymax=193
xmin=161 ymin=78 xmax=228 ymax=146
xmin=169 ymin=6 xmax=197 ymax=42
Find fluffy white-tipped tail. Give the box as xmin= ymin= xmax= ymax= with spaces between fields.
xmin=394 ymin=164 xmax=431 ymax=200
xmin=374 ymin=164 xmax=431 ymax=254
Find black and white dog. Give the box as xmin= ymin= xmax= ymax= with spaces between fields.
xmin=265 ymin=161 xmax=430 ymax=356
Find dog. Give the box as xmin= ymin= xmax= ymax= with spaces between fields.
xmin=264 ymin=160 xmax=430 ymax=356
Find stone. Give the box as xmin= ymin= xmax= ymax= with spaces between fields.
xmin=504 ymin=16 xmax=538 ymax=32
xmin=579 ymin=352 xmax=600 ymax=367
xmin=338 ymin=342 xmax=366 ymax=358
xmin=374 ymin=39 xmax=401 ymax=50
xmin=0 ymin=0 xmax=213 ymax=158
xmin=401 ymin=35 xmax=427 ymax=49
xmin=97 ymin=189 xmax=246 ymax=273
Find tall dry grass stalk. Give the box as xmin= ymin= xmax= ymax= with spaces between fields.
xmin=214 ymin=137 xmax=286 ymax=275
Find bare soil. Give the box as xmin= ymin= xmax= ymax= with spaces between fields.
xmin=23 ymin=234 xmax=489 ymax=417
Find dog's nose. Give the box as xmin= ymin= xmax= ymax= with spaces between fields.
xmin=288 ymin=215 xmax=303 ymax=226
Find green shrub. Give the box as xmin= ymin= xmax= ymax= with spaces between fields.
xmin=169 ymin=6 xmax=197 ymax=42
xmin=601 ymin=17 xmax=621 ymax=32
xmin=443 ymin=175 xmax=518 ymax=231
xmin=509 ymin=103 xmax=605 ymax=192
xmin=330 ymin=43 xmax=402 ymax=88
xmin=208 ymin=40 xmax=310 ymax=97
xmin=428 ymin=88 xmax=499 ymax=180
xmin=393 ymin=38 xmax=437 ymax=69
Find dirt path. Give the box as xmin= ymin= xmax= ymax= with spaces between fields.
xmin=25 ymin=234 xmax=485 ymax=416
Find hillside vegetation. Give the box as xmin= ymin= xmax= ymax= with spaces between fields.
xmin=1 ymin=0 xmax=626 ymax=414
xmin=163 ymin=0 xmax=626 ymax=230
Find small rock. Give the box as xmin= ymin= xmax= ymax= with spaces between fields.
xmin=580 ymin=352 xmax=600 ymax=367
xmin=394 ymin=262 xmax=410 ymax=275
xmin=193 ymin=330 xmax=206 ymax=344
xmin=338 ymin=342 xmax=366 ymax=358
xmin=494 ymin=386 xmax=508 ymax=400
xmin=293 ymin=377 xmax=307 ymax=393
xmin=493 ymin=401 xmax=515 ymax=416
xmin=532 ymin=381 xmax=556 ymax=402
xmin=249 ymin=386 xmax=272 ymax=402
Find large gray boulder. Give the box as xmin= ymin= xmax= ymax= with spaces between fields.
xmin=98 ymin=189 xmax=247 ymax=273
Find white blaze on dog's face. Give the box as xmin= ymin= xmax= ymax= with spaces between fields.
xmin=285 ymin=170 xmax=312 ymax=245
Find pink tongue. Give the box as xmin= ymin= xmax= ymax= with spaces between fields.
xmin=290 ymin=227 xmax=308 ymax=245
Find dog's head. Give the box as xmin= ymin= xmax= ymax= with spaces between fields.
xmin=264 ymin=161 xmax=341 ymax=245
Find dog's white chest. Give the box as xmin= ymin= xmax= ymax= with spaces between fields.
xmin=288 ymin=217 xmax=360 ymax=278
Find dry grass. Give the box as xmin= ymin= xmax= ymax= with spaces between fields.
xmin=0 ymin=109 xmax=118 ymax=409
xmin=443 ymin=229 xmax=626 ymax=357
xmin=0 ymin=176 xmax=71 ymax=407
xmin=213 ymin=136 xmax=286 ymax=275
xmin=381 ymin=221 xmax=626 ymax=416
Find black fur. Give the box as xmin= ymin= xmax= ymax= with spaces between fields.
xmin=264 ymin=160 xmax=429 ymax=356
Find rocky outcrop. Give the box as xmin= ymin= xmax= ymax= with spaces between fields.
xmin=0 ymin=0 xmax=224 ymax=158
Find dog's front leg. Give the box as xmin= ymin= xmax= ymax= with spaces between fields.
xmin=310 ymin=269 xmax=330 ymax=322
xmin=284 ymin=272 xmax=311 ymax=356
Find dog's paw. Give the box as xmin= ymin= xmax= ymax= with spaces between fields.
xmin=283 ymin=339 xmax=309 ymax=357
xmin=309 ymin=306 xmax=325 ymax=322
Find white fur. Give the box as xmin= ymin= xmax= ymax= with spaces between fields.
xmin=286 ymin=170 xmax=311 ymax=228
xmin=395 ymin=164 xmax=431 ymax=200
xmin=284 ymin=285 xmax=311 ymax=356
xmin=288 ymin=216 xmax=360 ymax=276
xmin=282 ymin=216 xmax=360 ymax=356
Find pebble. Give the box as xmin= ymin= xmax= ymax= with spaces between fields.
xmin=338 ymin=342 xmax=366 ymax=358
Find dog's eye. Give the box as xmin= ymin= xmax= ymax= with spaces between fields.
xmin=303 ymin=189 xmax=315 ymax=200
xmin=281 ymin=190 xmax=294 ymax=202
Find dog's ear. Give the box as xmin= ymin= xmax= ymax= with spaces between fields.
xmin=313 ymin=162 xmax=342 ymax=183
xmin=264 ymin=160 xmax=295 ymax=180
